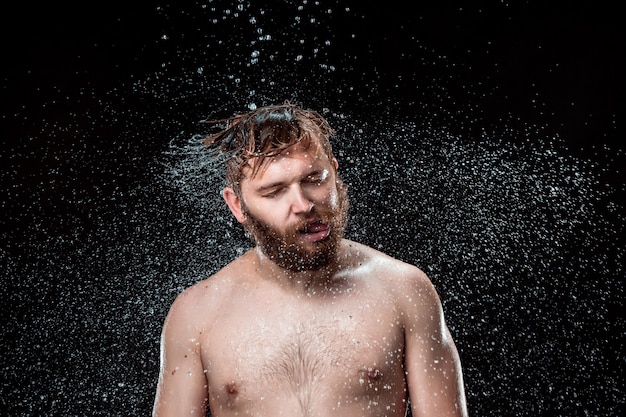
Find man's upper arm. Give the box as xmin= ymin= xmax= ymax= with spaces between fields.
xmin=153 ymin=290 xmax=208 ymax=416
xmin=401 ymin=270 xmax=468 ymax=417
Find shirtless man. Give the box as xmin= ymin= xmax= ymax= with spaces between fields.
xmin=152 ymin=103 xmax=468 ymax=417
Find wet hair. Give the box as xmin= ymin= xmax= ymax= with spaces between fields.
xmin=202 ymin=102 xmax=336 ymax=195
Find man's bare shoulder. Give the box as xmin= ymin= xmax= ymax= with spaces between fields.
xmin=165 ymin=250 xmax=256 ymax=325
xmin=341 ymin=239 xmax=439 ymax=304
xmin=342 ymin=240 xmax=429 ymax=281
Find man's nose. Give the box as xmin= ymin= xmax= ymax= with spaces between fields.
xmin=290 ymin=185 xmax=314 ymax=214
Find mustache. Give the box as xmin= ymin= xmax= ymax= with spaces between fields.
xmin=291 ymin=211 xmax=332 ymax=234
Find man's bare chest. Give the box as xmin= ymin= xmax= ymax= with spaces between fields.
xmin=201 ymin=293 xmax=406 ymax=410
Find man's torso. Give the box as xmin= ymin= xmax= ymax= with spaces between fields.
xmin=192 ymin=242 xmax=413 ymax=416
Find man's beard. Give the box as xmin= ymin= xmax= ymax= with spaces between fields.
xmin=241 ymin=179 xmax=349 ymax=272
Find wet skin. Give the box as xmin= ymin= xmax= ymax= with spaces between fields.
xmin=200 ymin=243 xmax=412 ymax=415
xmin=153 ymin=142 xmax=467 ymax=417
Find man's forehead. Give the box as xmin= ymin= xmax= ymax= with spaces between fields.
xmin=243 ymin=139 xmax=328 ymax=177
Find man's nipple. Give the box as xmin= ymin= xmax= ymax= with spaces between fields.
xmin=226 ymin=381 xmax=239 ymax=396
xmin=358 ymin=367 xmax=383 ymax=385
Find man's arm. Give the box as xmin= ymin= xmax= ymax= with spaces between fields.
xmin=401 ymin=270 xmax=468 ymax=417
xmin=153 ymin=290 xmax=209 ymax=416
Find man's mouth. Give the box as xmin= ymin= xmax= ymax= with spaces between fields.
xmin=299 ymin=220 xmax=331 ymax=242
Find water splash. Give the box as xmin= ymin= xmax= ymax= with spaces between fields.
xmin=1 ymin=1 xmax=623 ymax=416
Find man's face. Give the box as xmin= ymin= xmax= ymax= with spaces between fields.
xmin=237 ymin=141 xmax=349 ymax=272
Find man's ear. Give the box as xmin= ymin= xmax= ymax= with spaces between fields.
xmin=332 ymin=158 xmax=339 ymax=170
xmin=223 ymin=187 xmax=246 ymax=224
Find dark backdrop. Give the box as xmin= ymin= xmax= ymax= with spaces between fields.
xmin=1 ymin=1 xmax=623 ymax=416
